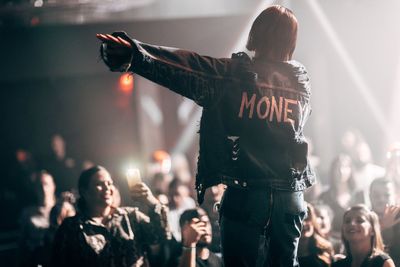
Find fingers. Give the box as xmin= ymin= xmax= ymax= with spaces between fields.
xmin=385 ymin=204 xmax=400 ymax=215
xmin=393 ymin=206 xmax=400 ymax=219
xmin=130 ymin=183 xmax=157 ymax=205
xmin=116 ymin=36 xmax=132 ymax=48
xmin=97 ymin=33 xmax=118 ymax=44
xmin=182 ymin=219 xmax=209 ymax=245
xmin=190 ymin=219 xmax=207 ymax=234
xmin=96 ymin=33 xmax=132 ymax=48
xmin=129 ymin=182 xmax=147 ymax=191
xmin=383 ymin=205 xmax=400 ymax=226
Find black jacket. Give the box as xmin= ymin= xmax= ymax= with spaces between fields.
xmin=108 ymin=33 xmax=316 ymax=204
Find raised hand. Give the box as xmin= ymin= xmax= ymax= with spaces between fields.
xmin=129 ymin=182 xmax=159 ymax=207
xmin=96 ymin=33 xmax=132 ymax=48
xmin=96 ymin=32 xmax=133 ymax=72
xmin=381 ymin=204 xmax=400 ymax=230
xmin=181 ymin=218 xmax=208 ymax=247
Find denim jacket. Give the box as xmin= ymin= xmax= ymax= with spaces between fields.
xmin=110 ymin=33 xmax=316 ymax=204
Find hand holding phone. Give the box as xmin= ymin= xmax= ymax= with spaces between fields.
xmin=126 ymin=168 xmax=142 ymax=191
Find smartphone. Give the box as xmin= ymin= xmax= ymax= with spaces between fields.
xmin=126 ymin=168 xmax=142 ymax=191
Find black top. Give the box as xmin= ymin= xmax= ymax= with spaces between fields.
xmin=52 ymin=206 xmax=167 ymax=267
xmin=299 ymin=254 xmax=330 ymax=267
xmin=196 ymin=252 xmax=223 ymax=267
xmin=332 ymin=253 xmax=391 ymax=267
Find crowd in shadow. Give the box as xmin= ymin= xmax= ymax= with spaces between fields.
xmin=1 ymin=129 xmax=400 ymax=267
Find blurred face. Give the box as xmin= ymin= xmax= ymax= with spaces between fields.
xmin=315 ymin=208 xmax=332 ymax=236
xmin=83 ymin=169 xmax=115 ymax=209
xmin=356 ymin=142 xmax=372 ymax=164
xmin=341 ymin=131 xmax=357 ymax=151
xmin=370 ymin=182 xmax=396 ymax=215
xmin=331 ymin=157 xmax=352 ymax=185
xmin=37 ymin=173 xmax=56 ymax=200
xmin=16 ymin=149 xmax=30 ymax=163
xmin=198 ymin=215 xmax=212 ymax=246
xmin=342 ymin=209 xmax=374 ymax=243
xmin=172 ymin=185 xmax=190 ymax=208
xmin=51 ymin=135 xmax=66 ymax=158
xmin=301 ymin=218 xmax=314 ymax=238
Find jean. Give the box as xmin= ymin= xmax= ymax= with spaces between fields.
xmin=219 ymin=186 xmax=307 ymax=267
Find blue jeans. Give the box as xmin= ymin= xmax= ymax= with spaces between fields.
xmin=219 ymin=186 xmax=307 ymax=267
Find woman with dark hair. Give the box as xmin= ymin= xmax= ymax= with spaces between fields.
xmin=333 ymin=205 xmax=395 ymax=267
xmin=98 ymin=4 xmax=315 ymax=266
xmin=52 ymin=165 xmax=168 ymax=267
xmin=298 ymin=203 xmax=334 ymax=267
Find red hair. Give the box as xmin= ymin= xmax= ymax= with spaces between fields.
xmin=246 ymin=5 xmax=298 ymax=61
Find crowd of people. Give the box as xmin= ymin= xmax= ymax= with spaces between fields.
xmin=298 ymin=130 xmax=400 ymax=267
xmin=1 ymin=133 xmax=226 ymax=267
xmin=2 ymin=129 xmax=400 ymax=267
xmin=3 ymin=4 xmax=400 ymax=267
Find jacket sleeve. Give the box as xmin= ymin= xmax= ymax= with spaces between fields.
xmin=129 ymin=204 xmax=170 ymax=245
xmin=289 ymin=60 xmax=312 ymax=137
xmin=123 ymin=36 xmax=234 ymax=106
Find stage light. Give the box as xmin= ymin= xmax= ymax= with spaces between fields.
xmin=34 ymin=0 xmax=44 ymax=8
xmin=305 ymin=0 xmax=395 ymax=142
xmin=30 ymin=17 xmax=40 ymax=26
xmin=151 ymin=150 xmax=172 ymax=174
xmin=119 ymin=73 xmax=134 ymax=93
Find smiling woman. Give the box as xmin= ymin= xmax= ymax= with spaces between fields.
xmin=51 ymin=165 xmax=169 ymax=267
xmin=333 ymin=205 xmax=395 ymax=267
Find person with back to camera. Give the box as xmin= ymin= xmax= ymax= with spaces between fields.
xmin=332 ymin=205 xmax=395 ymax=267
xmin=51 ymin=165 xmax=168 ymax=267
xmin=97 ymin=5 xmax=315 ymax=266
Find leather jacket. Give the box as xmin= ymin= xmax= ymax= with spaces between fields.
xmin=111 ymin=34 xmax=316 ymax=204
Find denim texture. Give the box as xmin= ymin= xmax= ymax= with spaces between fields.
xmin=220 ymin=187 xmax=307 ymax=267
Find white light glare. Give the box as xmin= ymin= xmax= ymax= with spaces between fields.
xmin=34 ymin=0 xmax=43 ymax=7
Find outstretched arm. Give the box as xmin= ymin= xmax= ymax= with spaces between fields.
xmin=97 ymin=32 xmax=239 ymax=106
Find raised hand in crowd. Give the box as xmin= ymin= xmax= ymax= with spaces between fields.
xmin=380 ymin=204 xmax=400 ymax=230
xmin=130 ymin=182 xmax=160 ymax=207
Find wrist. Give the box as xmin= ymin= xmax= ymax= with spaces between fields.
xmin=147 ymin=196 xmax=160 ymax=208
xmin=182 ymin=245 xmax=196 ymax=251
xmin=182 ymin=242 xmax=196 ymax=248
